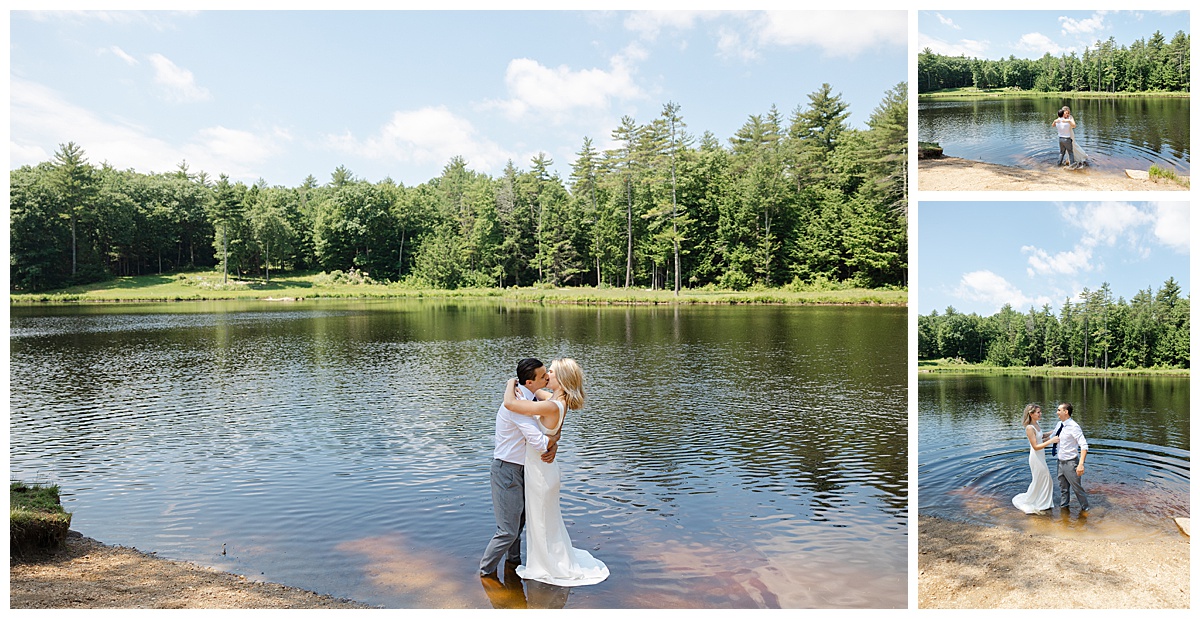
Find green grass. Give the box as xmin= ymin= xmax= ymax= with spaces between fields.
xmin=10 ymin=270 xmax=907 ymax=306
xmin=918 ymin=358 xmax=1188 ymax=377
xmin=919 ymin=87 xmax=1190 ymax=99
xmin=10 ymin=482 xmax=73 ymax=557
xmin=1149 ymin=164 xmax=1190 ymax=187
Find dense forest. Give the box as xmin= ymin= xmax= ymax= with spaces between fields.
xmin=9 ymin=83 xmax=908 ymax=294
xmin=918 ymin=278 xmax=1190 ymax=369
xmin=917 ymin=30 xmax=1190 ymax=93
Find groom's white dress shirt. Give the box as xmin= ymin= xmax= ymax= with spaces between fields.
xmin=1053 ymin=418 xmax=1088 ymax=460
xmin=493 ymin=384 xmax=549 ymax=465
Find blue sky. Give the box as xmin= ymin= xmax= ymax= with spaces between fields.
xmin=918 ymin=202 xmax=1190 ymax=316
xmin=9 ymin=9 xmax=906 ymax=188
xmin=919 ymin=10 xmax=1190 ymax=60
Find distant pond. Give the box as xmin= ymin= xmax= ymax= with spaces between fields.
xmin=918 ymin=96 xmax=1190 ymax=175
xmin=9 ymin=299 xmax=907 ymax=608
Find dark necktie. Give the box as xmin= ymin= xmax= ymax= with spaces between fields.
xmin=1051 ymin=423 xmax=1064 ymax=457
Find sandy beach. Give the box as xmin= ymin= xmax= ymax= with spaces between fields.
xmin=918 ymin=515 xmax=1190 ymax=608
xmin=918 ymin=157 xmax=1189 ymax=191
xmin=9 ymin=531 xmax=372 ymax=609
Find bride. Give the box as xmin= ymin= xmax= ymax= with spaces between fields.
xmin=502 ymin=358 xmax=609 ymax=586
xmin=1012 ymin=404 xmax=1060 ymax=514
xmin=1063 ymin=106 xmax=1089 ymax=167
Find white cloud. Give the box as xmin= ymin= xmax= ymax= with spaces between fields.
xmin=626 ymin=11 xmax=904 ymax=60
xmin=1015 ymin=32 xmax=1068 ymax=57
xmin=1150 ymin=202 xmax=1190 ymax=252
xmin=26 ymin=10 xmax=191 ymax=31
xmin=624 ymin=10 xmax=719 ymax=40
xmin=107 ymin=45 xmax=138 ymax=65
xmin=954 ymin=270 xmax=1050 ymax=313
xmin=917 ymin=32 xmax=989 ymax=58
xmin=935 ymin=13 xmax=961 ymax=30
xmin=148 ymin=53 xmax=210 ymax=103
xmin=194 ymin=126 xmax=281 ymax=166
xmin=482 ymin=47 xmax=646 ymax=123
xmin=1063 ymin=201 xmax=1148 ymax=247
xmin=1059 ymin=11 xmax=1108 ymax=36
xmin=10 ymin=77 xmax=282 ymax=180
xmin=753 ymin=11 xmax=906 ymax=58
xmin=326 ymin=106 xmax=514 ymax=174
xmin=1022 ymin=245 xmax=1094 ymax=277
xmin=716 ymin=27 xmax=758 ymax=61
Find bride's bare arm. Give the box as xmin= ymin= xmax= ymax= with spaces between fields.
xmin=1027 ymin=425 xmax=1058 ymax=451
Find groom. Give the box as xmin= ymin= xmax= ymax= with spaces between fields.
xmin=1053 ymin=109 xmax=1076 ymax=167
xmin=1046 ymin=402 xmax=1089 ymax=510
xmin=479 ymin=358 xmax=559 ymax=578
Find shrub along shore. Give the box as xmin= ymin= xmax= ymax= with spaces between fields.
xmin=919 ymin=87 xmax=1190 ymax=99
xmin=9 ymin=270 xmax=906 ymax=306
xmin=918 ymin=359 xmax=1187 ymax=377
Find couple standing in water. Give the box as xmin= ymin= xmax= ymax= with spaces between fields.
xmin=1013 ymin=402 xmax=1090 ymax=514
xmin=479 ymin=357 xmax=609 ymax=593
xmin=1052 ymin=106 xmax=1089 ymax=169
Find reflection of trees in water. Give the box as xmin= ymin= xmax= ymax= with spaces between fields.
xmin=568 ymin=307 xmax=908 ymax=522
xmin=921 ymin=374 xmax=1189 ymax=451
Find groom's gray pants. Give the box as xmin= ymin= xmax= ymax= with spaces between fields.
xmin=1058 ymin=137 xmax=1075 ymax=165
xmin=480 ymin=458 xmax=525 ymax=575
xmin=1056 ymin=456 xmax=1088 ymax=509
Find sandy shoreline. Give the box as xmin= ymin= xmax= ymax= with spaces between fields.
xmin=918 ymin=515 xmax=1189 ymax=608
xmin=918 ymin=156 xmax=1189 ymax=191
xmin=9 ymin=531 xmax=373 ymax=609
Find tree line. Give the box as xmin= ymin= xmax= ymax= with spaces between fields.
xmin=9 ymin=83 xmax=908 ymax=294
xmin=918 ymin=278 xmax=1189 ymax=370
xmin=918 ymin=30 xmax=1190 ymax=94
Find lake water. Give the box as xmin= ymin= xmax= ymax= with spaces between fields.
xmin=918 ymin=374 xmax=1189 ymax=542
xmin=9 ymin=300 xmax=907 ymax=608
xmin=917 ymin=96 xmax=1190 ymax=175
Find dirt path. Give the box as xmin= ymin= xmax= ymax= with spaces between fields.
xmin=918 ymin=157 xmax=1188 ymax=191
xmin=9 ymin=532 xmax=372 ymax=609
xmin=918 ymin=515 xmax=1189 ymax=608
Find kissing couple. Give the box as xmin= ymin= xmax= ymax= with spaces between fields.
xmin=479 ymin=357 xmax=609 ymax=587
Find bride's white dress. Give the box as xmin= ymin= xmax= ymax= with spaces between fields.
xmin=1012 ymin=424 xmax=1053 ymax=513
xmin=1070 ymin=127 xmax=1089 ymax=165
xmin=516 ymin=401 xmax=609 ymax=586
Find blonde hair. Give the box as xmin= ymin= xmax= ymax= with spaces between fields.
xmin=551 ymin=358 xmax=585 ymax=411
xmin=1021 ymin=404 xmax=1041 ymax=427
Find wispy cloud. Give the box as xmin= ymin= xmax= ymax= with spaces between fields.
xmin=324 ymin=106 xmax=514 ymax=174
xmin=1022 ymin=201 xmax=1189 ymax=278
xmin=624 ymin=10 xmax=904 ymax=60
xmin=148 ymin=53 xmax=210 ymax=103
xmin=935 ymin=13 xmax=961 ymax=30
xmin=917 ymin=32 xmax=989 ymax=58
xmin=10 ymin=77 xmax=283 ymax=180
xmin=752 ymin=11 xmax=906 ymax=58
xmin=954 ymin=270 xmax=1051 ymax=313
xmin=480 ymin=45 xmax=647 ymax=124
xmin=25 ymin=10 xmax=191 ymax=32
xmin=1015 ymin=32 xmax=1069 ymax=56
xmin=106 ymin=45 xmax=138 ymax=65
xmin=1059 ymin=11 xmax=1109 ymax=36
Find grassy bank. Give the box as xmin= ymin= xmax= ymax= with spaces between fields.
xmin=9 ymin=270 xmax=907 ymax=306
xmin=919 ymin=87 xmax=1190 ymax=99
xmin=10 ymin=482 xmax=72 ymax=557
xmin=918 ymin=358 xmax=1188 ymax=377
